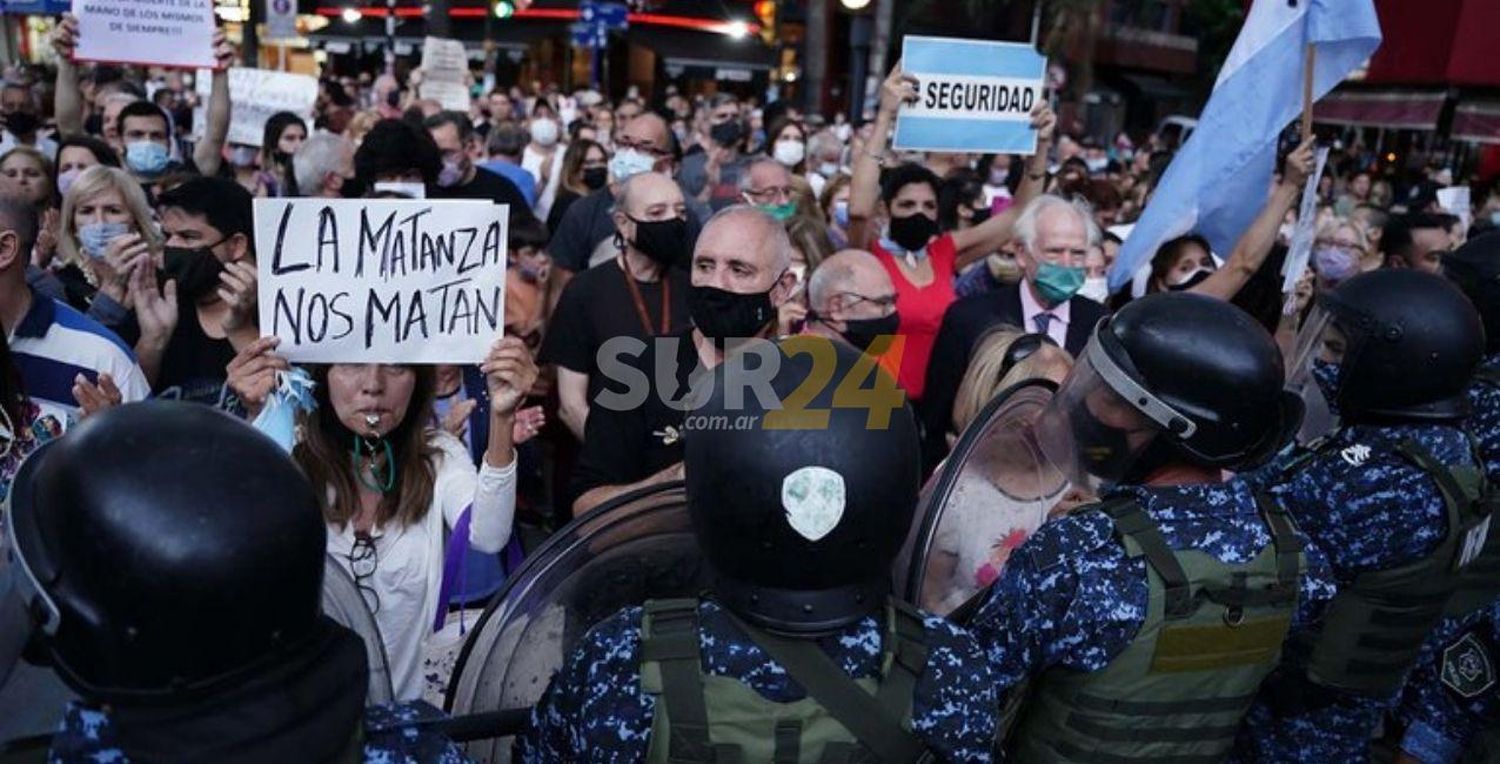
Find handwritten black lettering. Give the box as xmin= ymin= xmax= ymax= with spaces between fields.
xmin=357 ymin=207 xmax=395 ymax=278
xmin=364 ymin=289 xmax=401 ymax=349
xmin=270 ymin=203 xmax=309 ymax=275
xmin=316 ymin=206 xmax=340 ymax=274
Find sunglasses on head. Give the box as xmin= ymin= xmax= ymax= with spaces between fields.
xmin=1000 ymin=332 xmax=1058 ymax=379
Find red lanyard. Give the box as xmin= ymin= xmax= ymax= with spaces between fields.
xmin=620 ymin=256 xmax=670 ymax=335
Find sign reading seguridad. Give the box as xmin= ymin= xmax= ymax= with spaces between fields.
xmin=893 ymin=36 xmax=1048 ymax=156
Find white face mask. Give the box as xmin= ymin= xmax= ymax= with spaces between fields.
xmin=772 ymin=140 xmax=805 ymax=168
xmin=530 ymin=118 xmax=559 ymax=147
xmin=1078 ymin=275 xmax=1109 ymax=303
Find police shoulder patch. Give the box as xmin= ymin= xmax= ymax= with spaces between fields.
xmin=1441 ymin=632 xmax=1497 ymax=700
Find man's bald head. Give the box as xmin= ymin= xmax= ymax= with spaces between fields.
xmin=613 ymin=171 xmax=683 ymax=219
xmin=692 ymin=206 xmax=793 ymax=296
xmin=809 ymin=250 xmax=893 ymax=312
xmin=617 ymin=112 xmax=671 ymax=154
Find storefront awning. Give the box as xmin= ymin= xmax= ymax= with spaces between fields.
xmin=1365 ymin=0 xmax=1500 ymax=88
xmin=1454 ymin=100 xmax=1500 ymax=145
xmin=1312 ymin=90 xmax=1447 ymax=130
xmin=630 ymin=26 xmax=775 ymax=81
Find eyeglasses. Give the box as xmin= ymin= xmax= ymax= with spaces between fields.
xmin=1315 ymin=239 xmax=1365 ymax=255
xmin=348 ymin=531 xmax=381 ymax=615
xmin=615 ymin=136 xmax=670 ymax=159
xmin=1000 ymin=333 xmax=1058 ymax=379
xmin=744 ymin=185 xmax=795 ymax=204
xmin=835 ymin=292 xmax=898 ymax=313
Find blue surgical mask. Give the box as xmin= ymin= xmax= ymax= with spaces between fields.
xmin=125 ymin=140 xmax=170 ymax=176
xmin=77 ymin=221 xmax=129 ymax=260
xmin=608 ymin=148 xmax=655 ymax=183
xmin=1034 ymin=261 xmax=1085 ymax=305
xmin=1313 ymin=245 xmax=1361 ymax=283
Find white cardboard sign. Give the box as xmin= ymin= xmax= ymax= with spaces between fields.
xmin=420 ymin=37 xmax=471 ymax=112
xmin=72 ymin=0 xmax=217 ymax=69
xmin=193 ymin=67 xmax=318 ymax=147
xmin=255 ymin=199 xmax=509 ymax=364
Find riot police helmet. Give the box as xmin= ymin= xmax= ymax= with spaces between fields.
xmin=684 ymin=337 xmax=920 ymax=637
xmin=5 ymin=401 xmax=328 ymax=702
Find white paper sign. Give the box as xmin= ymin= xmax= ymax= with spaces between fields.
xmin=1438 ymin=186 xmax=1473 ymax=237
xmin=420 ymin=37 xmax=471 ymax=111
xmin=264 ymin=0 xmax=297 ymax=42
xmin=1281 ymin=145 xmax=1331 ymax=297
xmin=72 ymin=0 xmax=216 ymax=69
xmin=193 ymin=67 xmax=317 ymax=146
xmin=255 ymin=199 xmax=509 ymax=364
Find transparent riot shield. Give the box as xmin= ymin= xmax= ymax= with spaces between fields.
xmin=444 ymin=481 xmax=703 ymax=763
xmin=895 ymin=379 xmax=1068 ymax=618
xmin=321 ymin=553 xmax=395 ymax=706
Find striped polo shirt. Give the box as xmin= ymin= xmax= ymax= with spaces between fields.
xmin=8 ymin=289 xmax=151 ymax=426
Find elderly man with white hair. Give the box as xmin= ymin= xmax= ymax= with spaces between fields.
xmin=291 ymin=132 xmax=355 ymax=198
xmin=804 ymin=249 xmax=899 ymax=354
xmin=920 ymin=194 xmax=1107 ymax=468
xmin=569 ymin=205 xmax=797 ymax=516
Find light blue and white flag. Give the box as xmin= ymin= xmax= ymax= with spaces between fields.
xmin=1109 ymin=0 xmax=1382 ymax=292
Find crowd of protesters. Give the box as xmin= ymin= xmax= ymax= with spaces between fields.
xmin=1 ymin=15 xmax=1500 ymax=759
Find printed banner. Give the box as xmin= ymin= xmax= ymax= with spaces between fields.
xmin=893 ymin=35 xmax=1046 ymax=155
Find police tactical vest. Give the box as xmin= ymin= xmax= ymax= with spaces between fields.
xmin=1303 ymin=439 xmax=1490 ymax=697
xmin=638 ymin=598 xmax=932 ymax=764
xmin=1005 ymin=496 xmax=1304 ymax=763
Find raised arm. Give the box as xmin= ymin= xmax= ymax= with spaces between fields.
xmin=192 ymin=30 xmax=235 ymax=177
xmin=50 ymin=14 xmax=84 ymax=136
xmin=1192 ymin=138 xmax=1314 ymax=301
xmin=846 ymin=62 xmax=918 ymax=251
xmin=950 ymin=105 xmax=1056 ymax=270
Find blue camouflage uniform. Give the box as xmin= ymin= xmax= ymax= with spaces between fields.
xmin=46 ymin=701 xmax=469 ymax=763
xmin=1234 ymin=422 xmax=1476 ymax=763
xmin=516 ymin=598 xmax=999 ymax=762
xmin=1391 ymin=355 xmax=1500 ymax=764
xmin=969 ymin=479 xmax=1337 ymax=736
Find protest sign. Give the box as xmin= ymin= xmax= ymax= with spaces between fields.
xmin=420 ymin=37 xmax=471 ymax=112
xmin=254 ymin=199 xmax=509 ymax=364
xmin=893 ymin=36 xmax=1046 ymax=155
xmin=72 ymin=0 xmax=216 ymax=69
xmin=193 ymin=68 xmax=318 ymax=146
xmin=264 ymin=0 xmax=297 ymax=42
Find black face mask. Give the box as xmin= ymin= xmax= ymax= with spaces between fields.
xmin=710 ymin=120 xmax=744 ymax=148
xmin=582 ymin=166 xmax=608 ymax=191
xmin=688 ymin=284 xmax=775 ymax=346
xmin=624 ymin=215 xmax=689 ymax=268
xmin=1166 ymin=268 xmax=1213 ymax=292
xmin=5 ymin=111 xmax=38 ymax=136
xmin=163 ymin=245 xmax=227 ymax=302
xmin=837 ymin=311 xmax=901 ymax=353
xmin=888 ymin=212 xmax=940 ymax=253
xmin=1072 ymin=405 xmax=1135 ymax=479
xmin=271 ymin=149 xmax=293 ymax=166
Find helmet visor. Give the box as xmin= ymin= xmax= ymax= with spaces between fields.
xmin=1035 ymin=342 xmax=1168 ymax=490
xmin=1286 ymin=304 xmax=1341 ymax=441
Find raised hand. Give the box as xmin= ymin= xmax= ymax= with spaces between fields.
xmin=878 ymin=60 xmax=919 ymax=118
xmin=72 ymin=372 xmax=121 ymax=419
xmin=225 ymin=336 xmax=290 ymax=414
xmin=131 ymin=262 xmax=178 ymax=345
xmin=217 ymin=260 xmax=258 ymax=333
xmin=480 ymin=336 xmax=539 ymax=416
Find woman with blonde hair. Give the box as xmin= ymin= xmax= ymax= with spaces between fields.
xmin=921 ymin=326 xmax=1075 ymax=615
xmin=1311 ymin=216 xmax=1375 ymax=289
xmin=54 ymin=165 xmax=162 ymax=326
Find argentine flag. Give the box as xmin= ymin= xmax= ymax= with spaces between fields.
xmin=1109 ymin=0 xmax=1382 ymax=292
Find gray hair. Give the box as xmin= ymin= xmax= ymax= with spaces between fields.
xmin=292 ymin=132 xmax=353 ymax=197
xmin=738 ymin=158 xmax=788 ymax=193
xmin=1014 ymin=194 xmax=1102 ymax=254
xmin=807 ymin=257 xmax=855 ymax=309
xmin=807 ymin=130 xmax=843 ymax=164
xmin=702 ymin=205 xmax=792 ymax=273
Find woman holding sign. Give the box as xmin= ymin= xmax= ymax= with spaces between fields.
xmin=226 ymin=336 xmax=537 ymax=702
xmin=845 ymin=62 xmax=1056 ymax=402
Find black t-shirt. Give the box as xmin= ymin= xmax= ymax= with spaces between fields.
xmin=568 ymin=329 xmax=703 ymax=502
xmin=155 ymin=299 xmax=237 ymax=408
xmin=547 ymin=188 xmax=582 ymax=237
xmin=431 ymin=166 xmax=541 ymax=230
xmin=539 ymin=259 xmax=691 ymax=400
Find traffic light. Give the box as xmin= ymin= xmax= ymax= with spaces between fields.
xmin=493 ymin=0 xmax=512 ymax=17
xmin=753 ymin=0 xmax=776 ymax=43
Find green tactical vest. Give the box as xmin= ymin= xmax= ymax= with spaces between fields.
xmin=1004 ymin=496 xmax=1305 ymax=763
xmin=638 ymin=598 xmax=934 ymax=764
xmin=1303 ymin=439 xmax=1491 ymax=697
xmin=1450 ymin=370 xmax=1500 ymax=619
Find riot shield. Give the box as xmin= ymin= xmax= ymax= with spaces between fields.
xmin=321 ymin=553 xmax=395 ymax=706
xmin=444 ymin=481 xmax=704 ymax=763
xmin=896 ymin=379 xmax=1068 ymax=618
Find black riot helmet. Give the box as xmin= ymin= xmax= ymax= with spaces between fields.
xmin=684 ymin=337 xmax=920 ymax=637
xmin=1443 ymin=230 xmax=1500 ymax=354
xmin=1310 ymin=269 xmax=1484 ymax=420
xmin=5 ymin=401 xmax=328 ymax=702
xmin=1037 ymin=292 xmax=1298 ymax=485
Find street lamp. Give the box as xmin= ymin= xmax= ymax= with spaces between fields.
xmin=725 ymin=19 xmax=750 ymax=40
xmin=839 ymin=0 xmax=871 ymax=9
xmin=340 ymin=6 xmax=361 ymax=23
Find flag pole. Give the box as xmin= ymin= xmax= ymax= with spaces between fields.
xmin=1301 ymin=44 xmax=1317 ymax=141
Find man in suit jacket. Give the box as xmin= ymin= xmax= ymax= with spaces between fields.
xmin=921 ymin=195 xmax=1106 ymax=471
